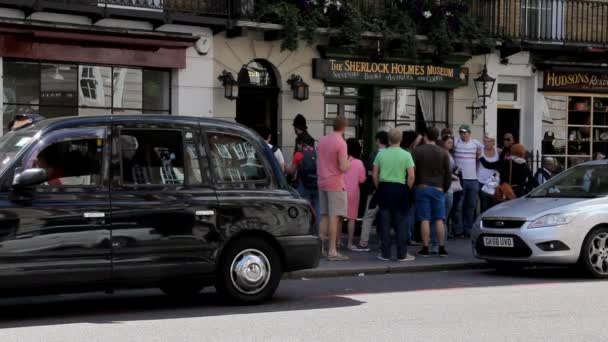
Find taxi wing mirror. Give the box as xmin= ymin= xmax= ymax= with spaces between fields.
xmin=12 ymin=168 xmax=48 ymax=188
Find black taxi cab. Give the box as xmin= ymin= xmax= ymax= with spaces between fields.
xmin=0 ymin=115 xmax=320 ymax=303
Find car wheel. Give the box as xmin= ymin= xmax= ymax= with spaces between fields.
xmin=160 ymin=283 xmax=204 ymax=298
xmin=581 ymin=228 xmax=608 ymax=279
xmin=487 ymin=261 xmax=524 ymax=275
xmin=215 ymin=237 xmax=282 ymax=304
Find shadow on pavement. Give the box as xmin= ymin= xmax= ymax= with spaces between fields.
xmin=0 ymin=288 xmax=364 ymax=329
xmin=0 ymin=266 xmax=595 ymax=329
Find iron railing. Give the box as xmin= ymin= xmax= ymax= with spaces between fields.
xmin=472 ymin=0 xmax=608 ymax=45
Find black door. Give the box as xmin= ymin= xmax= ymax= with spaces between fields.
xmin=236 ymin=86 xmax=279 ymax=145
xmin=0 ymin=126 xmax=111 ymax=290
xmin=497 ymin=108 xmax=521 ymax=147
xmin=109 ymin=121 xmax=219 ymax=284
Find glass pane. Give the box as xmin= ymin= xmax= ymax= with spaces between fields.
xmin=39 ymin=106 xmax=77 ymax=118
xmin=239 ymin=60 xmax=275 ymax=86
xmin=120 ymin=130 xmax=185 ymax=185
xmin=3 ymin=105 xmax=39 ymax=135
xmin=345 ymin=126 xmax=356 ymax=139
xmin=542 ymin=125 xmax=567 ymax=155
xmin=79 ymin=107 xmax=112 ymax=116
xmin=380 ymin=89 xmax=396 ymax=122
xmin=78 ymin=65 xmax=112 ymax=108
xmin=434 ymin=91 xmax=448 ymax=124
xmin=3 ymin=61 xmax=39 ymax=105
xmin=324 ymin=125 xmax=333 ymax=136
xmin=324 ymin=86 xmax=340 ymax=96
xmin=543 ymin=95 xmax=567 ymax=126
xmin=325 ymin=103 xmax=339 ymax=119
xmin=343 ymin=87 xmax=358 ymax=96
xmin=40 ymin=64 xmax=78 ymax=108
xmin=344 ymin=104 xmax=357 ymax=119
xmin=568 ymin=156 xmax=590 ymax=168
xmin=143 ymin=69 xmax=170 ymax=111
xmin=33 ymin=138 xmax=104 ymax=186
xmin=568 ymin=110 xmax=591 ymax=126
xmin=113 ymin=68 xmax=143 ymax=110
xmin=395 ymin=121 xmax=416 ymax=132
xmin=185 ymin=132 xmax=203 ymax=186
xmin=207 ymin=133 xmax=267 ymax=183
xmin=378 ymin=121 xmax=395 ymax=131
xmin=113 ymin=109 xmax=143 ymax=115
xmin=397 ymin=89 xmax=416 ymax=121
xmin=497 ymin=83 xmax=517 ymax=101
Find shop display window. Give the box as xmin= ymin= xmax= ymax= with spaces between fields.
xmin=542 ymin=94 xmax=608 ymax=169
xmin=3 ymin=60 xmax=171 ymax=134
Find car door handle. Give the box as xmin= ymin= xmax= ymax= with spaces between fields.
xmin=195 ymin=210 xmax=215 ymax=217
xmin=83 ymin=212 xmax=105 ymax=219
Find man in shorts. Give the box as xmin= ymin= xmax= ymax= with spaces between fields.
xmin=413 ymin=127 xmax=452 ymax=257
xmin=316 ymin=116 xmax=350 ymax=261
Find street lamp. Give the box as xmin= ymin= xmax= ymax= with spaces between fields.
xmin=218 ymin=70 xmax=238 ymax=100
xmin=473 ymin=64 xmax=496 ymax=109
xmin=287 ymin=74 xmax=309 ymax=101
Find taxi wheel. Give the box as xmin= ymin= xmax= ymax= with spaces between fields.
xmin=215 ymin=237 xmax=282 ymax=304
xmin=581 ymin=227 xmax=608 ymax=279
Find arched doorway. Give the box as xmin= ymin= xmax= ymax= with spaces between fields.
xmin=236 ymin=59 xmax=280 ymax=146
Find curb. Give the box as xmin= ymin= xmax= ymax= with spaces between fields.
xmin=284 ymin=261 xmax=490 ymax=279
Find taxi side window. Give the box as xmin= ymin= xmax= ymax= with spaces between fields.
xmin=119 ymin=129 xmax=203 ymax=186
xmin=207 ymin=132 xmax=267 ymax=183
xmin=33 ymin=138 xmax=104 ymax=186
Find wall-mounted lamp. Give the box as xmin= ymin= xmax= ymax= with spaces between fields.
xmin=287 ymin=74 xmax=309 ymax=101
xmin=218 ymin=70 xmax=238 ymax=100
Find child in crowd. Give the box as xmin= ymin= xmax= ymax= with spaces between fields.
xmin=344 ymin=138 xmax=366 ymax=251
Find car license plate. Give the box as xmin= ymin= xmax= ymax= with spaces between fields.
xmin=483 ymin=236 xmax=514 ymax=248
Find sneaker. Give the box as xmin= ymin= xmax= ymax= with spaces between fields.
xmin=417 ymin=247 xmax=430 ymax=257
xmin=327 ymin=253 xmax=349 ymax=261
xmin=349 ymin=245 xmax=371 ymax=252
xmin=438 ymin=246 xmax=449 ymax=257
xmin=397 ymin=253 xmax=415 ymax=262
xmin=377 ymin=254 xmax=390 ymax=261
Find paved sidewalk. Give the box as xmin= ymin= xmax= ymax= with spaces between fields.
xmin=286 ymin=238 xmax=488 ymax=279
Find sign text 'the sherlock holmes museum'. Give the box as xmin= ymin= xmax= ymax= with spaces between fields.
xmin=313 ymin=58 xmax=467 ymax=88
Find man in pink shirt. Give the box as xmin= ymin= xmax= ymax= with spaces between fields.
xmin=316 ymin=116 xmax=350 ymax=261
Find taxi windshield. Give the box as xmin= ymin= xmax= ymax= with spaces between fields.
xmin=0 ymin=130 xmax=38 ymax=174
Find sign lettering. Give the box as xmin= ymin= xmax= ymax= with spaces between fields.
xmin=313 ymin=58 xmax=467 ymax=88
xmin=544 ymin=71 xmax=608 ymax=92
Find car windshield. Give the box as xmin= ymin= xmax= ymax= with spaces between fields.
xmin=0 ymin=130 xmax=38 ymax=174
xmin=528 ymin=164 xmax=608 ymax=198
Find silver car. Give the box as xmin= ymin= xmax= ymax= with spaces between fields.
xmin=472 ymin=160 xmax=608 ymax=278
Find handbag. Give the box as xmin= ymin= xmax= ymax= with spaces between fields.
xmin=450 ymin=179 xmax=463 ymax=193
xmin=481 ymin=172 xmax=500 ymax=196
xmin=494 ymin=161 xmax=517 ymax=203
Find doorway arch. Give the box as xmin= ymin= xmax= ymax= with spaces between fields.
xmin=236 ymin=59 xmax=281 ymax=146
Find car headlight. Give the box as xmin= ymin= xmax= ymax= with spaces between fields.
xmin=529 ymin=213 xmax=578 ymax=229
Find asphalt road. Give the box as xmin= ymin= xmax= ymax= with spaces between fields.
xmin=0 ymin=268 xmax=604 ymax=342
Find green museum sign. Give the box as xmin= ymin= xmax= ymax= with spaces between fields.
xmin=313 ymin=58 xmax=467 ymax=88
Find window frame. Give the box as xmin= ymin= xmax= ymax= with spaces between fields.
xmin=116 ymin=127 xmax=195 ymax=188
xmin=378 ymin=88 xmax=449 ymax=133
xmin=22 ymin=126 xmax=109 ymax=189
xmin=204 ymin=130 xmax=272 ymax=187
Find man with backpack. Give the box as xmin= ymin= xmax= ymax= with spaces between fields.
xmin=287 ymin=135 xmax=319 ymax=236
xmin=258 ymin=126 xmax=285 ymax=172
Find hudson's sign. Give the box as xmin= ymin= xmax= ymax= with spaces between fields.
xmin=313 ymin=58 xmax=467 ymax=88
xmin=543 ymin=71 xmax=608 ymax=92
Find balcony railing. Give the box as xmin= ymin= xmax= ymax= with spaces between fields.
xmin=472 ymin=0 xmax=608 ymax=45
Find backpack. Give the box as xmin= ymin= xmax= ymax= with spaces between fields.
xmin=298 ymin=147 xmax=318 ymax=189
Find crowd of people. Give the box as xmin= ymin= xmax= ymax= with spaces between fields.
xmin=261 ymin=114 xmax=557 ymax=262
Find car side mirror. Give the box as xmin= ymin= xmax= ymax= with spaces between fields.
xmin=12 ymin=168 xmax=48 ymax=189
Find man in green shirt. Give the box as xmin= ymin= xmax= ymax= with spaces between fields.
xmin=372 ymin=128 xmax=416 ymax=262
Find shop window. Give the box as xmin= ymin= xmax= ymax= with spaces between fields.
xmin=119 ymin=129 xmax=185 ymax=186
xmin=323 ymin=86 xmax=361 ymax=139
xmin=2 ymin=60 xmax=172 ymax=134
xmin=498 ymin=84 xmax=518 ymax=102
xmin=540 ymin=94 xmax=608 ymax=170
xmin=207 ymin=133 xmax=267 ymax=183
xmin=380 ymin=88 xmax=447 ymax=133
